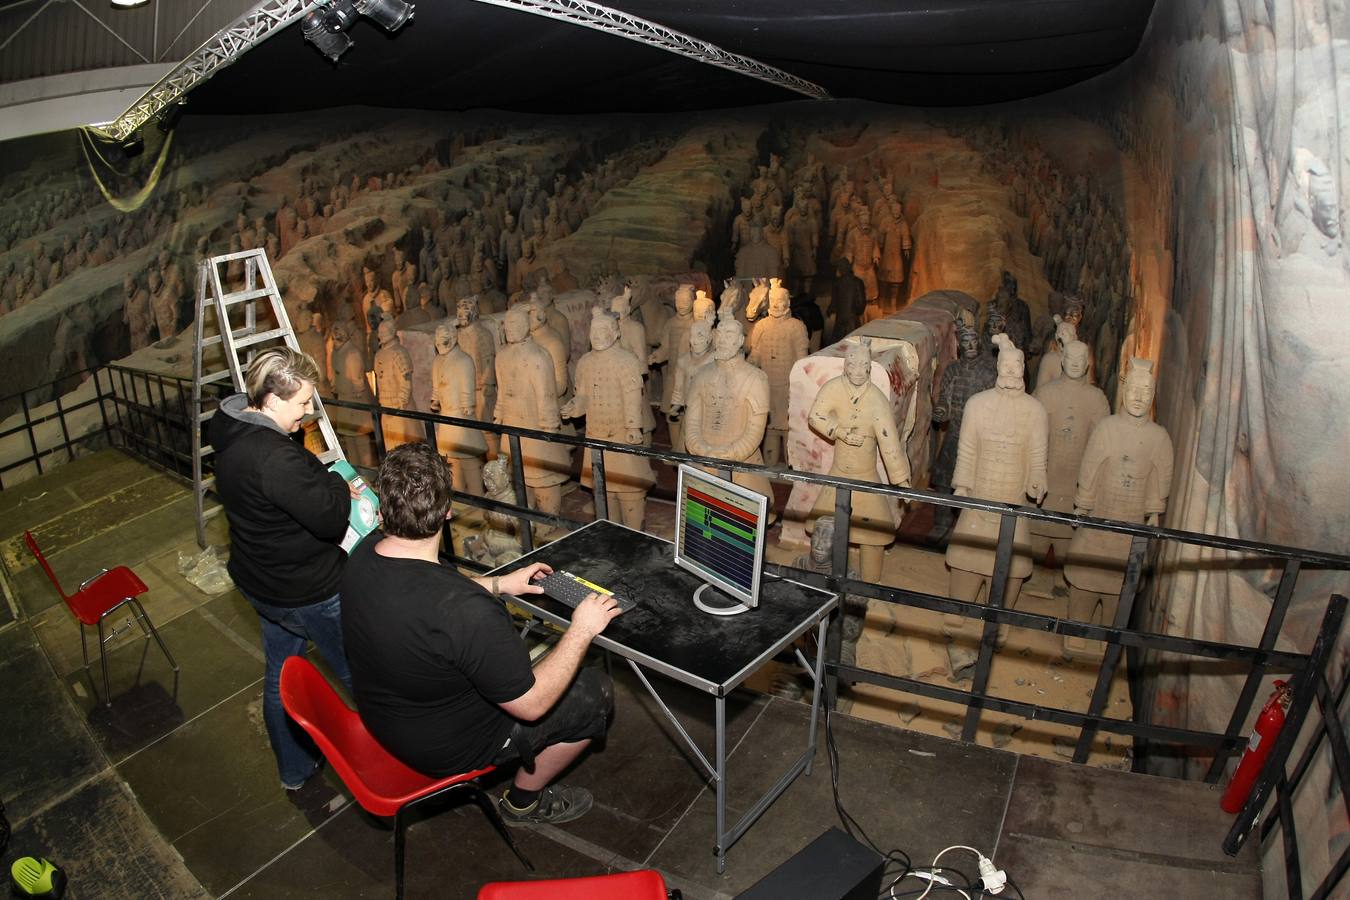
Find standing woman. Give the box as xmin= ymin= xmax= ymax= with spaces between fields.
xmin=212 ymin=347 xmax=353 ymax=790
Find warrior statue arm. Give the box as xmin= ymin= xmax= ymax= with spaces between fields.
xmin=1143 ymin=430 xmax=1175 ymax=520
xmin=682 ymin=391 xmax=708 ymax=457
xmin=558 ymin=357 xmax=590 ymax=419
xmin=1025 ymin=402 xmax=1049 ymax=503
xmin=951 ymin=407 xmax=979 ymax=497
xmin=1072 ymin=425 xmax=1110 ymax=513
xmin=874 ymin=410 xmax=913 ymax=488
xmin=454 ymin=357 xmax=477 ymax=418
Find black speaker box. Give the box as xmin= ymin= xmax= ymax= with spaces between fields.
xmin=735 ymin=827 xmax=885 ymax=900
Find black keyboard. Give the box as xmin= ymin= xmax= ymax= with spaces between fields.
xmin=538 ymin=570 xmax=635 ymax=613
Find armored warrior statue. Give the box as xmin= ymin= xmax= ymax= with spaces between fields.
xmin=373 ymin=319 xmax=419 ymax=450
xmin=808 ymin=339 xmax=912 ymax=584
xmin=456 ymin=296 xmax=497 ymax=455
xmin=1062 ymin=358 xmax=1173 ymax=660
xmin=650 ymin=284 xmax=696 ymax=449
xmin=561 ymin=308 xmax=655 ymax=530
xmin=1030 ymin=340 xmax=1108 ymax=562
xmin=1034 ymin=315 xmax=1078 ymax=389
xmin=944 ymin=334 xmax=1048 ymax=679
xmin=122 ymin=274 xmax=154 ymax=351
xmin=329 ymin=319 xmax=376 ymax=467
xmin=462 ymin=458 xmax=524 ymax=568
xmin=931 ymin=323 xmax=998 ymax=528
xmin=610 ymin=287 xmax=654 ymax=442
xmin=295 ymin=309 xmax=330 ymax=395
xmin=528 ymin=297 xmax=570 ymax=402
xmin=495 ymin=304 xmax=572 ymax=521
xmin=431 ymin=322 xmax=487 ymax=496
xmin=747 ymin=279 xmax=809 ymax=467
xmin=668 ymin=318 xmax=716 ymax=454
xmin=683 ymin=318 xmax=774 ymax=506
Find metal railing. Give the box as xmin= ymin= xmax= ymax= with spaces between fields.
xmin=0 ymin=367 xmax=108 ymax=490
xmin=25 ymin=366 xmax=1350 ymax=895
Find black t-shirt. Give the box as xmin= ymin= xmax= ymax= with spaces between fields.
xmin=340 ymin=532 xmax=536 ymax=776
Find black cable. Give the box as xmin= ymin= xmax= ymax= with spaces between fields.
xmin=1005 ymin=874 xmax=1027 ymax=900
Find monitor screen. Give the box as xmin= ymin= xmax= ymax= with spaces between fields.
xmin=673 ymin=464 xmax=769 ymax=610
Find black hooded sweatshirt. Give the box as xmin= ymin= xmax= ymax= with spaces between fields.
xmin=210 ymin=393 xmax=350 ymax=607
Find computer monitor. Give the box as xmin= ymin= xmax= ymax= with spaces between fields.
xmin=673 ymin=463 xmax=770 ymax=616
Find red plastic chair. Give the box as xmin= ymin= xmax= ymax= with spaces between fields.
xmin=23 ymin=530 xmax=179 ymax=706
xmin=279 ymin=657 xmax=532 ymax=899
xmin=477 ymin=870 xmax=677 ymax=899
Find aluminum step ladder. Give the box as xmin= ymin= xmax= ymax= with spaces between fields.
xmin=191 ymin=248 xmax=345 ymax=548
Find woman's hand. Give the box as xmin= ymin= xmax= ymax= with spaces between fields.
xmin=496 ymin=561 xmax=553 ymax=596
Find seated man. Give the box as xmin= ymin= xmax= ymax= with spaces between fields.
xmin=341 ymin=442 xmax=621 ymax=825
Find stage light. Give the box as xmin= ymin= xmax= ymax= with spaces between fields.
xmin=356 ymin=0 xmax=414 ymax=32
xmin=302 ymin=6 xmax=356 ymax=63
xmin=110 ymin=0 xmax=150 ymax=8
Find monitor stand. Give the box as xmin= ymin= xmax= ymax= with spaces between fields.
xmin=693 ymin=583 xmax=751 ymax=617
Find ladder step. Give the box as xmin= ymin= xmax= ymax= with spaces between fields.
xmin=317 ymin=449 xmax=344 ymax=464
xmin=234 ymin=327 xmax=290 ymax=350
xmin=199 ymin=445 xmax=215 ymax=458
xmin=200 ymin=334 xmax=223 ymax=348
xmin=197 ymin=475 xmax=216 ymax=494
xmin=198 ymin=408 xmax=217 ymax=423
xmin=221 ymin=287 xmax=274 ymax=306
xmin=201 ymin=503 xmax=225 ymax=520
xmin=202 ymin=369 xmax=234 ymax=386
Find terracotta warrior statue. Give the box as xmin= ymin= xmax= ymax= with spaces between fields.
xmin=528 ymin=297 xmax=570 ymax=402
xmin=329 ymin=319 xmax=376 ymax=467
xmin=295 ymin=309 xmax=330 ymax=395
xmin=374 ymin=318 xmax=419 ymax=450
xmin=668 ymin=318 xmax=716 ymax=453
xmin=462 ymin=458 xmax=524 ymax=568
xmin=844 ymin=206 xmax=881 ymax=316
xmin=1034 ymin=315 xmax=1078 ymax=389
xmin=944 ymin=334 xmax=1048 ymax=679
xmin=495 ymin=304 xmax=572 ymax=521
xmin=650 ymin=283 xmax=696 ymax=450
xmin=561 ymin=308 xmax=655 ymax=530
xmin=931 ymin=323 xmax=998 ymax=529
xmin=683 ymin=318 xmax=774 ymax=505
xmin=747 ymin=278 xmax=809 ymax=467
xmin=610 ymin=287 xmax=654 ymax=441
xmin=1030 ymin=339 xmax=1109 ymax=563
xmin=456 ymin=295 xmax=497 ymax=455
xmin=431 ymin=321 xmax=487 ymax=496
xmin=808 ymin=339 xmax=911 ymax=584
xmin=532 ymin=282 xmax=571 ymax=360
xmin=1062 ymin=358 xmax=1173 ymax=660
xmin=692 ymin=289 xmax=716 ymax=324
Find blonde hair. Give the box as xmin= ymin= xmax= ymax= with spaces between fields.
xmin=244 ymin=347 xmax=320 ymax=409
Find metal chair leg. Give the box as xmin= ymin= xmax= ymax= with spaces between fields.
xmin=79 ymin=625 xmax=91 ymax=672
xmin=394 ymin=807 xmax=407 ymax=900
xmin=96 ymin=619 xmax=112 ymax=706
xmin=470 ymin=786 xmax=533 ymax=871
xmin=129 ymin=598 xmax=179 ymax=672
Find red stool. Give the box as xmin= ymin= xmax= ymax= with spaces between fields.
xmin=478 ymin=869 xmax=678 ymax=899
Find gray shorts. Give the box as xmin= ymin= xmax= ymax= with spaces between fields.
xmin=492 ymin=667 xmax=614 ymax=768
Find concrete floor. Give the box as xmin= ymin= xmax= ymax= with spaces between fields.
xmin=0 ymin=449 xmax=1261 ymax=898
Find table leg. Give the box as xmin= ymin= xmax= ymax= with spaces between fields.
xmin=805 ymin=616 xmax=829 ymax=776
xmin=715 ymin=693 xmax=727 ymax=874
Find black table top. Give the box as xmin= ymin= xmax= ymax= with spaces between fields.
xmin=496 ymin=520 xmax=837 ymax=694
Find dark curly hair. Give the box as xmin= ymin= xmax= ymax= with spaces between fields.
xmin=377 ymin=442 xmax=454 ymax=540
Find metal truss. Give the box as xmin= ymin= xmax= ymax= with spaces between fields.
xmin=91 ymin=0 xmax=322 ymax=142
xmin=468 ymin=0 xmax=829 ymax=100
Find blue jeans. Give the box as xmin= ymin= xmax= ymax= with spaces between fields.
xmin=242 ymin=590 xmax=353 ymax=787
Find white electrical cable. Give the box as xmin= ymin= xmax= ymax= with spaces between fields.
xmin=914 ymin=845 xmax=993 ymax=900
xmin=897 ymin=869 xmax=971 ymax=900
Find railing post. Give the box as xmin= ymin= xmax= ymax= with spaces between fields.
xmin=54 ymin=388 xmax=73 ymax=464
xmin=506 ymin=432 xmax=534 ymax=555
xmin=1206 ymin=558 xmax=1303 ymax=782
xmin=825 ymin=486 xmax=852 ymax=710
xmin=19 ymin=388 xmax=42 ymax=477
xmin=1225 ymin=594 xmax=1348 ymax=856
xmin=961 ymin=512 xmax=1017 ymax=742
xmin=590 ymin=447 xmax=608 ymax=523
xmin=1073 ymin=533 xmax=1149 ymax=764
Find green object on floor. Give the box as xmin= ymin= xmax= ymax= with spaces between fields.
xmin=9 ymin=857 xmax=66 ymax=898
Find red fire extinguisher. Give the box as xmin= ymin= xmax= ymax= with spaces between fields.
xmin=1221 ymin=681 xmax=1291 ymax=814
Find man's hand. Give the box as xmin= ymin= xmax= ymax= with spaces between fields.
xmin=496 ymin=562 xmax=553 ymax=597
xmin=570 ymin=591 xmax=623 ymax=639
xmin=625 ymin=428 xmax=643 ymax=444
xmin=839 ymin=427 xmax=866 ymax=447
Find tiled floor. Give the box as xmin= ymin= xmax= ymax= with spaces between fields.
xmin=0 ymin=450 xmax=1262 ymax=899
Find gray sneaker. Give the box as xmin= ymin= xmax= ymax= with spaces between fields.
xmin=499 ymin=784 xmax=594 ymax=826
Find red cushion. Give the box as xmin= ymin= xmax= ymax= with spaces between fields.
xmin=477 ymin=869 xmax=668 ymax=899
